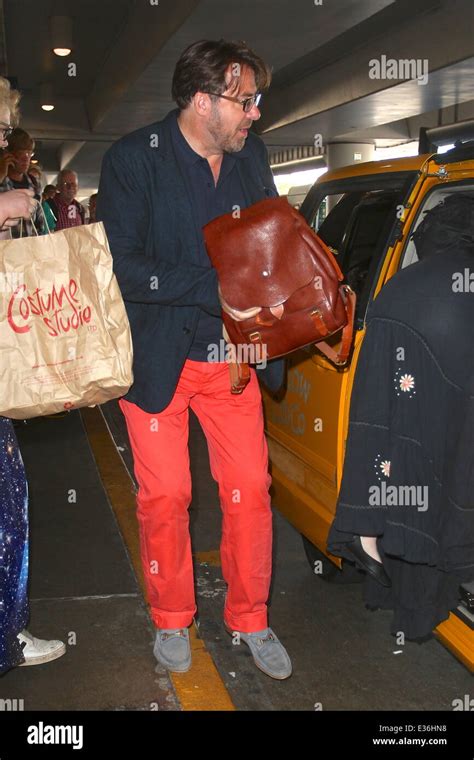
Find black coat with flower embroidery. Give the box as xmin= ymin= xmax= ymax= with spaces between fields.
xmin=327 ymin=248 xmax=474 ymax=639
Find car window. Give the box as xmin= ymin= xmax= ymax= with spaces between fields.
xmin=310 ymin=192 xmax=363 ymax=253
xmin=302 ymin=172 xmax=418 ymax=333
xmin=311 ymin=189 xmax=400 ymax=321
xmin=400 ymin=183 xmax=474 ymax=269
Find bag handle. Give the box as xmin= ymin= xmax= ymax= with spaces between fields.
xmin=226 ymin=286 xmax=356 ymax=387
xmin=223 ymin=322 xmax=251 ymax=394
xmin=10 ymin=200 xmax=52 ymax=239
xmin=315 ymin=285 xmax=356 ymax=367
xmin=229 ymin=360 xmax=251 ymax=394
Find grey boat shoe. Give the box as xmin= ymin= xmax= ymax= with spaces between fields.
xmin=153 ymin=627 xmax=191 ymax=673
xmin=225 ymin=624 xmax=292 ymax=680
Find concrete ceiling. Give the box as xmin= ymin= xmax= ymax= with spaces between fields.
xmin=2 ymin=0 xmax=474 ymax=198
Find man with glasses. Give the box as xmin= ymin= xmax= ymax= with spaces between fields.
xmin=98 ymin=39 xmax=290 ymax=681
xmin=0 ymin=121 xmax=14 ymax=182
xmin=45 ymin=169 xmax=85 ymax=231
xmin=0 ymin=127 xmax=44 ymax=236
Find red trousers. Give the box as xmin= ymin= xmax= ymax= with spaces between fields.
xmin=119 ymin=359 xmax=273 ymax=633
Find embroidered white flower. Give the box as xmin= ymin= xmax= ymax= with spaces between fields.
xmin=374 ymin=453 xmax=391 ymax=480
xmin=399 ymin=374 xmax=415 ymax=393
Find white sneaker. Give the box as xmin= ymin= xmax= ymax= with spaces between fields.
xmin=17 ymin=629 xmax=66 ymax=666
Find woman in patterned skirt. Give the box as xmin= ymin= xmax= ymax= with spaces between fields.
xmin=0 ymin=75 xmax=65 ymax=673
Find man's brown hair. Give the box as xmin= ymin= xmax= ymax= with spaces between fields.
xmin=7 ymin=127 xmax=34 ymax=152
xmin=172 ymin=39 xmax=271 ymax=110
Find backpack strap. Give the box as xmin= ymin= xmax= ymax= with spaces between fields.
xmin=315 ymin=285 xmax=356 ymax=366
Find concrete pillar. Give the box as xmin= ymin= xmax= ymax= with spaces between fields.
xmin=0 ymin=0 xmax=8 ymax=76
xmin=325 ymin=143 xmax=375 ymax=211
xmin=326 ymin=142 xmax=375 ymax=172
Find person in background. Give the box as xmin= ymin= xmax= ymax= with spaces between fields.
xmin=0 ymin=74 xmax=66 ymax=673
xmin=327 ymin=193 xmax=474 ymax=640
xmin=45 ymin=169 xmax=84 ymax=231
xmin=88 ymin=192 xmax=97 ymax=223
xmin=0 ymin=127 xmax=44 ymax=236
xmin=42 ymin=184 xmax=56 ymax=201
xmin=41 ymin=184 xmax=57 ymax=232
xmin=28 ymin=163 xmax=42 ymax=185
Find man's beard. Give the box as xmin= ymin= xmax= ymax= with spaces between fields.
xmin=207 ymin=102 xmax=247 ymax=153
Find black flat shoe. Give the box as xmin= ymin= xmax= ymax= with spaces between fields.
xmin=344 ymin=535 xmax=391 ymax=587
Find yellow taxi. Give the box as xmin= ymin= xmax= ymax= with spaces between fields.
xmin=261 ymin=143 xmax=474 ymax=671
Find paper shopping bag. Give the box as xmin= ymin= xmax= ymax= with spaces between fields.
xmin=0 ymin=221 xmax=133 ymax=418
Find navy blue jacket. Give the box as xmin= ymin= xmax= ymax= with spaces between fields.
xmin=97 ymin=109 xmax=285 ymax=413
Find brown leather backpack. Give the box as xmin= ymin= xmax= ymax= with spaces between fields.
xmin=203 ymin=197 xmax=356 ymax=392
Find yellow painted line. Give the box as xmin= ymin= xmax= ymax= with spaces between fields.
xmin=80 ymin=406 xmax=236 ymax=711
xmin=171 ymin=625 xmax=235 ymax=710
xmin=194 ymin=550 xmax=222 ymax=566
xmin=81 ymin=407 xmax=143 ymax=584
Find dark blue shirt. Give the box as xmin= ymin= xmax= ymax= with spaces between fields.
xmin=97 ymin=109 xmax=285 ymax=413
xmin=170 ymin=112 xmax=248 ymax=360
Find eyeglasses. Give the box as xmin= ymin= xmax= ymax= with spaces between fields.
xmin=205 ymin=92 xmax=262 ymax=113
xmin=13 ymin=149 xmax=34 ymax=158
xmin=0 ymin=125 xmax=13 ymax=140
xmin=61 ymin=182 xmax=77 ymax=189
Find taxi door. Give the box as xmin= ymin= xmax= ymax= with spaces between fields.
xmin=262 ymin=167 xmax=428 ymax=555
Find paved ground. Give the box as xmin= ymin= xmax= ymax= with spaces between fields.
xmin=0 ymin=405 xmax=471 ymax=711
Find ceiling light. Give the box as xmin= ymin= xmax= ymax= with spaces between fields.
xmin=50 ymin=16 xmax=72 ymax=57
xmin=40 ymin=83 xmax=55 ymax=111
